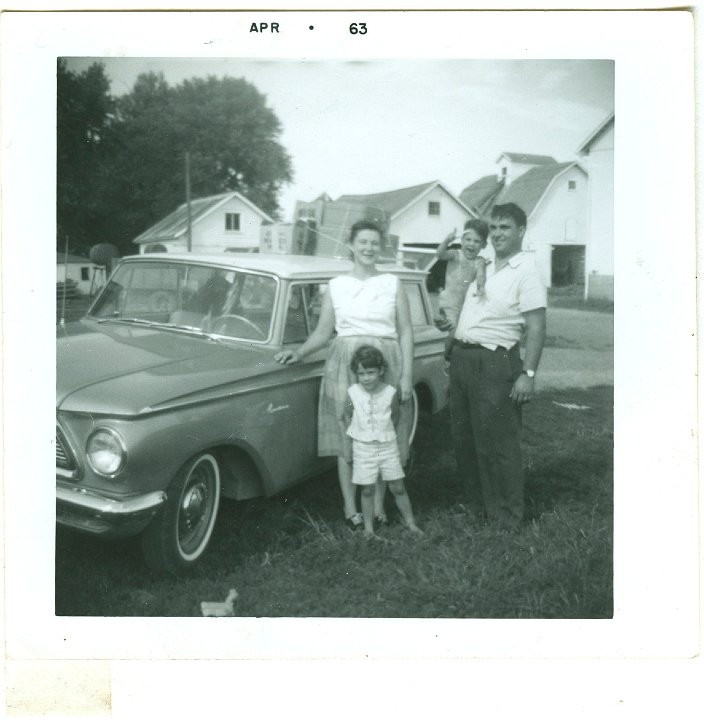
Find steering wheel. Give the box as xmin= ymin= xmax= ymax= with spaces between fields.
xmin=210 ymin=314 xmax=266 ymax=339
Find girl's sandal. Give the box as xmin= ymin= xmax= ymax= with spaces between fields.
xmin=345 ymin=513 xmax=363 ymax=530
xmin=374 ymin=514 xmax=389 ymax=528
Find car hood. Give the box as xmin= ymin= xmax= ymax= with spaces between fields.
xmin=57 ymin=319 xmax=282 ymax=415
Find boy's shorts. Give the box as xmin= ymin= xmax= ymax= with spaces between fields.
xmin=351 ymin=439 xmax=405 ymax=485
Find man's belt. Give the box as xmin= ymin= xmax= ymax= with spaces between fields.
xmin=452 ymin=340 xmax=487 ymax=350
xmin=453 ymin=340 xmax=513 ymax=352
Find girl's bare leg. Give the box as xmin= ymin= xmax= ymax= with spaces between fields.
xmin=388 ymin=479 xmax=423 ymax=533
xmin=338 ymin=457 xmax=358 ymax=520
xmin=374 ymin=479 xmax=387 ymax=521
xmin=360 ymin=485 xmax=376 ymax=536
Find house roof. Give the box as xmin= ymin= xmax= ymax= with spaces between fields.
xmin=133 ymin=192 xmax=274 ymax=245
xmin=57 ymin=253 xmax=93 ymax=264
xmin=577 ymin=111 xmax=615 ymax=154
xmin=336 ymin=180 xmax=475 ymax=219
xmin=493 ymin=161 xmax=585 ymax=217
xmin=458 ymin=175 xmax=505 ymax=217
xmin=496 ymin=152 xmax=557 ymax=165
xmin=336 ymin=181 xmax=438 ymax=217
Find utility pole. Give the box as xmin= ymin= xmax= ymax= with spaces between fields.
xmin=185 ymin=151 xmax=192 ymax=252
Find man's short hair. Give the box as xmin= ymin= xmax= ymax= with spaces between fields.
xmin=491 ymin=203 xmax=527 ymax=229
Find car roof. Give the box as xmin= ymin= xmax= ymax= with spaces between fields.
xmin=118 ymin=253 xmax=428 ymax=280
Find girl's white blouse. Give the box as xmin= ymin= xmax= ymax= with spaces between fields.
xmin=328 ymin=274 xmax=398 ymax=339
xmin=345 ymin=383 xmax=397 ymax=442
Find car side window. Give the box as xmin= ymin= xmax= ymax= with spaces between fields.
xmin=403 ymin=281 xmax=429 ymax=326
xmin=283 ymin=283 xmax=327 ymax=344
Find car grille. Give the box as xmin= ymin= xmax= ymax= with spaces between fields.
xmin=56 ymin=428 xmax=76 ymax=471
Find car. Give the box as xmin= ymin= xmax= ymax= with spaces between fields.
xmin=56 ymin=253 xmax=449 ymax=572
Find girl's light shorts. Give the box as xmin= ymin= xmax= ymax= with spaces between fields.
xmin=351 ymin=439 xmax=405 ymax=485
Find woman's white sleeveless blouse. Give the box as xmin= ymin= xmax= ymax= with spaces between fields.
xmin=328 ymin=274 xmax=399 ymax=339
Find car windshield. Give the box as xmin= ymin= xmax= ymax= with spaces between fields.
xmin=89 ymin=261 xmax=277 ymax=342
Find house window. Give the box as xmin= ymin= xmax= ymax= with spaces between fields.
xmin=225 ymin=213 xmax=241 ymax=231
xmin=81 ymin=267 xmax=90 ymax=281
xmin=568 ymin=180 xmax=577 ymax=191
xmin=428 ymin=201 xmax=441 ymax=216
xmin=501 ymin=166 xmax=508 ymax=177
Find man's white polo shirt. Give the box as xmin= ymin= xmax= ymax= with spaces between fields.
xmin=454 ymin=251 xmax=547 ymax=351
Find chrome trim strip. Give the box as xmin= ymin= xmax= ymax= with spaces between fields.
xmin=56 ymin=487 xmax=166 ymax=515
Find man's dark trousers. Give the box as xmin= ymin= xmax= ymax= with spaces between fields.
xmin=448 ymin=342 xmax=524 ymax=524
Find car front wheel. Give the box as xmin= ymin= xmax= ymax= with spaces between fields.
xmin=141 ymin=452 xmax=221 ymax=574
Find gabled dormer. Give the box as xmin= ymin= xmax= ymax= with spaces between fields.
xmin=495 ymin=152 xmax=558 ymax=186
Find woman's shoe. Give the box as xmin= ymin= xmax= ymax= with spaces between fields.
xmin=345 ymin=513 xmax=363 ymax=530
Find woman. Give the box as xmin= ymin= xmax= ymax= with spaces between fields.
xmin=275 ymin=219 xmax=414 ymax=529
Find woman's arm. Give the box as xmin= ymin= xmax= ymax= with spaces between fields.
xmin=274 ymin=290 xmax=336 ymax=364
xmin=395 ymin=281 xmax=414 ymax=402
xmin=390 ymin=389 xmax=401 ymax=428
xmin=342 ymin=392 xmax=354 ymax=427
xmin=435 ymin=229 xmax=458 ymax=261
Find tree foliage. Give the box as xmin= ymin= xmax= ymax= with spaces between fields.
xmin=57 ymin=59 xmax=115 ymax=253
xmin=57 ymin=64 xmax=294 ymax=256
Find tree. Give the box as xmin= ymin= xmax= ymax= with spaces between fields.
xmin=106 ymin=73 xmax=294 ymax=253
xmin=56 ymin=59 xmax=115 ymax=254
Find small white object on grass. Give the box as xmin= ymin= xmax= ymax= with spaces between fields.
xmin=552 ymin=401 xmax=591 ymax=411
xmin=200 ymin=588 xmax=239 ymax=617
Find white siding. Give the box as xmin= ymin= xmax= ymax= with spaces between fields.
xmin=57 ymin=262 xmax=100 ymax=294
xmin=139 ymin=196 xmax=268 ymax=254
xmin=393 ymin=186 xmax=473 ymax=249
xmin=522 ymin=165 xmax=589 ymax=287
xmin=191 ymin=197 xmax=265 ymax=252
xmin=583 ymin=123 xmax=614 ymax=277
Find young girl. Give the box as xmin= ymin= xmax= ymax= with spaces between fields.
xmin=342 ymin=345 xmax=422 ymax=537
xmin=436 ymin=218 xmax=491 ymax=328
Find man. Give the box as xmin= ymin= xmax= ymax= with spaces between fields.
xmin=447 ymin=202 xmax=547 ymax=526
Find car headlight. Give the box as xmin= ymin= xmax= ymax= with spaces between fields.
xmin=86 ymin=428 xmax=126 ymax=477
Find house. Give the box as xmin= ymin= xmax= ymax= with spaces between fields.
xmin=577 ymin=112 xmax=614 ymax=300
xmin=459 ymin=156 xmax=589 ymax=290
xmin=334 ymin=181 xmax=476 ymax=268
xmin=56 ymin=253 xmax=100 ymax=295
xmin=133 ymin=192 xmax=274 ymax=255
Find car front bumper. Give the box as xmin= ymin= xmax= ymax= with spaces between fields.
xmin=56 ymin=483 xmax=167 ymax=538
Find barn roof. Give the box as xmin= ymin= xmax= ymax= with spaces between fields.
xmin=133 ymin=192 xmax=273 ymax=245
xmin=493 ymin=161 xmax=584 ymax=216
xmin=458 ymin=175 xmax=505 ymax=217
xmin=336 ymin=181 xmax=438 ymax=217
xmin=496 ymin=152 xmax=558 ymax=165
xmin=337 ymin=180 xmax=475 ymax=219
xmin=577 ymin=111 xmax=615 ymax=154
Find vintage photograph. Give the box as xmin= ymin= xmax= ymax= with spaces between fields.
xmin=55 ymin=56 xmax=614 ymax=618
xmin=2 ymin=7 xmax=699 ymax=717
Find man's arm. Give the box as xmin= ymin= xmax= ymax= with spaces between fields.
xmin=509 ymin=307 xmax=546 ymax=405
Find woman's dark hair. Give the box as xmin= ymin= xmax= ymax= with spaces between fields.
xmin=463 ymin=218 xmax=490 ymax=247
xmin=350 ymin=344 xmax=387 ymax=375
xmin=348 ymin=218 xmax=385 ymax=244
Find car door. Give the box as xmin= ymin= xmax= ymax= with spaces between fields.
xmin=263 ymin=281 xmax=334 ymax=493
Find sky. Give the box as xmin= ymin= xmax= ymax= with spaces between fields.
xmin=64 ymin=57 xmax=614 ymax=221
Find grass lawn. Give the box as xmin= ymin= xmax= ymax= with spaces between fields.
xmin=55 ymin=385 xmax=613 ymax=618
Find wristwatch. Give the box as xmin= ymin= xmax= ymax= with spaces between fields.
xmin=521 ymin=369 xmax=536 ymax=378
